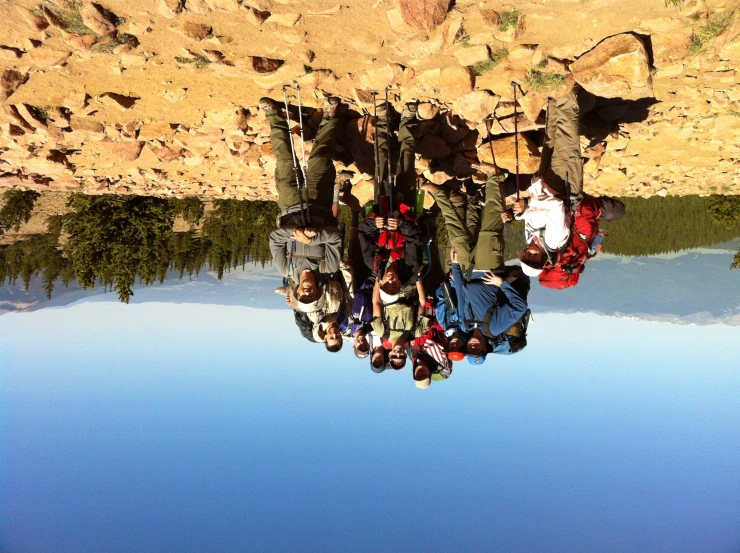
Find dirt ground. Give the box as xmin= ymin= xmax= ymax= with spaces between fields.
xmin=0 ymin=0 xmax=739 ymax=201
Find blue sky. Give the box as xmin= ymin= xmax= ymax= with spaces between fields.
xmin=2 ymin=297 xmax=740 ymax=553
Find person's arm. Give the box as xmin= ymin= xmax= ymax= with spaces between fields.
xmin=487 ymin=282 xmax=528 ymax=336
xmin=416 ymin=279 xmax=426 ymax=316
xmin=358 ymin=217 xmax=379 ymax=271
xmin=450 ymin=263 xmax=467 ymax=329
xmin=372 ymin=279 xmax=382 ymax=319
xmin=312 ymin=226 xmax=342 ymax=273
xmin=269 ymin=228 xmax=292 ymax=277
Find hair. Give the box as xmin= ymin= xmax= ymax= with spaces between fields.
xmin=519 ymin=247 xmax=546 ymax=270
xmin=413 ymin=352 xmax=438 ymax=376
xmin=389 ymin=356 xmax=407 ymax=370
xmin=448 ymin=333 xmax=466 ymax=352
xmin=371 ymin=348 xmax=388 ymax=369
xmin=326 ymin=341 xmax=343 ymax=353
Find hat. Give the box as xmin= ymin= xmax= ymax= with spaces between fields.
xmin=520 ymin=261 xmax=543 ymax=277
xmin=467 ymin=354 xmax=486 ymax=365
xmin=379 ymin=289 xmax=400 ymax=304
xmin=414 ymin=377 xmax=431 ymax=389
xmin=448 ymin=351 xmax=466 ymax=362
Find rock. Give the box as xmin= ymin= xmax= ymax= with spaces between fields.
xmin=180 ymin=21 xmax=212 ymax=40
xmin=159 ymin=0 xmax=185 ymax=18
xmin=360 ymin=64 xmax=396 ymax=91
xmin=204 ymin=0 xmax=240 ymax=10
xmin=99 ymin=92 xmax=139 ymax=110
xmin=139 ymin=122 xmax=176 ymax=141
xmin=100 ymin=140 xmax=144 ymax=162
xmin=439 ymin=66 xmax=474 ymax=98
xmin=61 ymin=32 xmax=98 ymax=51
xmin=516 ymin=91 xmax=547 ymax=123
xmin=397 ymin=0 xmax=450 ymax=32
xmin=489 ymin=112 xmax=542 ymax=135
xmin=344 ymin=115 xmax=376 ymax=175
xmin=351 ymin=178 xmax=375 ymax=205
xmin=452 ymin=153 xmax=475 ymax=177
xmin=437 ymin=111 xmax=469 ymax=144
xmin=484 ymin=10 xmax=525 ymax=42
xmin=63 ymin=92 xmax=89 ymax=111
xmin=479 ymin=9 xmax=500 ymax=26
xmin=417 ymin=102 xmax=439 ymax=120
xmin=266 ymin=13 xmax=301 ymax=26
xmin=477 ymin=133 xmax=540 ymax=173
xmin=152 ymin=145 xmax=183 ymax=162
xmin=423 ymin=168 xmax=454 ymax=185
xmin=26 ymin=46 xmax=72 ymax=68
xmin=454 ymin=90 xmax=499 ymax=123
xmin=80 ymin=4 xmax=117 ymax=36
xmin=598 ymin=104 xmax=628 ymax=122
xmin=416 ymin=134 xmax=452 ymax=159
xmin=250 ymin=56 xmax=284 ymax=73
xmin=386 ymin=8 xmax=418 ymax=36
xmin=0 ymin=69 xmax=26 ymax=101
xmin=453 ymin=45 xmax=490 ymax=67
xmin=570 ymin=33 xmax=654 ymax=101
xmin=245 ymin=7 xmax=271 ymax=25
xmin=650 ymin=29 xmax=692 ymax=68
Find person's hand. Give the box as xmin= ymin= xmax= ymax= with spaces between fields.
xmin=285 ymin=290 xmax=292 ymax=306
xmin=375 ymin=217 xmax=386 ymax=229
xmin=512 ymin=199 xmax=526 ymax=215
xmin=387 ymin=217 xmax=400 ymax=231
xmin=303 ymin=227 xmax=317 ymax=239
xmin=482 ymin=271 xmax=504 ymax=287
xmin=292 ymin=228 xmax=312 ymax=244
xmin=450 ymin=247 xmax=458 ymax=264
xmin=501 ymin=210 xmax=514 ymax=224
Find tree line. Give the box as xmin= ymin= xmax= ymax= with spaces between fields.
xmin=1 ymin=190 xmax=739 ymax=304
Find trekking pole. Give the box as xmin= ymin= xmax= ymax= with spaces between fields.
xmin=371 ymin=90 xmax=381 ymax=215
xmin=293 ymin=83 xmax=311 ymax=224
xmin=282 ymin=85 xmax=307 ymax=227
xmin=385 ymin=86 xmax=394 ymax=216
xmin=485 ymin=116 xmax=510 ymax=224
xmin=511 ymin=81 xmax=521 ymax=201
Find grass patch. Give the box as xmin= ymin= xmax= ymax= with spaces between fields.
xmin=90 ymin=33 xmax=138 ymax=54
xmin=729 ymin=109 xmax=740 ymax=117
xmin=664 ymin=0 xmax=685 ymax=8
xmin=175 ymin=54 xmax=211 ymax=69
xmin=525 ymin=69 xmax=566 ymax=91
xmin=470 ymin=48 xmax=508 ymax=75
xmin=28 ymin=105 xmax=51 ymax=121
xmin=498 ymin=10 xmax=519 ymax=33
xmin=537 ymin=58 xmax=549 ymax=68
xmin=688 ymin=10 xmax=736 ymax=53
xmin=42 ymin=0 xmax=97 ymax=35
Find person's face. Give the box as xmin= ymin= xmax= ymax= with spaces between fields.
xmin=325 ymin=324 xmax=342 ymax=349
xmin=371 ymin=347 xmax=386 ymax=369
xmin=296 ymin=272 xmax=319 ymax=303
xmin=354 ymin=332 xmax=369 ymax=353
xmin=521 ymin=245 xmax=544 ymax=266
xmin=380 ymin=267 xmax=401 ymax=295
xmin=466 ymin=330 xmax=486 ymax=355
xmin=449 ymin=332 xmax=465 ymax=352
xmin=389 ymin=343 xmax=407 ymax=368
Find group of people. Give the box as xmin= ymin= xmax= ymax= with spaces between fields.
xmin=263 ymin=82 xmax=625 ymax=388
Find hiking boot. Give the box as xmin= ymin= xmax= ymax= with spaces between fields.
xmin=322 ymin=96 xmax=342 ymax=120
xmin=259 ymin=97 xmax=280 ymax=114
xmin=400 ymin=101 xmax=419 ymax=120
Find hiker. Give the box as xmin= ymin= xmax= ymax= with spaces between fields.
xmin=358 ymin=100 xmax=423 ymax=304
xmin=449 ymin=248 xmax=529 ymax=365
xmin=264 ymin=95 xmax=346 ymax=305
xmin=410 ymin=320 xmax=452 ymax=388
xmin=511 ymin=84 xmax=625 ymax=280
xmin=312 ymin=316 xmax=344 ymax=353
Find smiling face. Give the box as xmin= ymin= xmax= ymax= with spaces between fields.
xmin=466 ymin=329 xmax=487 ymax=356
xmin=325 ymin=323 xmax=342 ymax=351
xmin=353 ymin=331 xmax=370 ymax=358
xmin=295 ymin=271 xmax=320 ymax=304
xmin=380 ymin=266 xmax=401 ymax=295
xmin=389 ymin=341 xmax=407 ymax=369
xmin=448 ymin=331 xmax=466 ymax=352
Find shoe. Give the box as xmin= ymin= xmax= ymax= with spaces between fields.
xmin=322 ymin=96 xmax=341 ymax=120
xmin=401 ymin=101 xmax=419 ymax=120
xmin=259 ymin=97 xmax=280 ymax=114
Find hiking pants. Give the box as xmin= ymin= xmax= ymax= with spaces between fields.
xmin=376 ymin=114 xmax=418 ymax=209
xmin=268 ymin=111 xmax=342 ymax=212
xmin=432 ymin=172 xmax=506 ymax=273
xmin=538 ymin=86 xmax=583 ymax=199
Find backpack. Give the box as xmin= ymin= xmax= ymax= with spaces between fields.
xmin=539 ymin=195 xmax=604 ymax=290
xmin=489 ymin=309 xmax=532 ymax=355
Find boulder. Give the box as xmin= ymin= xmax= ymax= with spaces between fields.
xmin=158 ymin=0 xmax=185 ymax=18
xmin=477 ymin=133 xmax=540 ymax=173
xmin=249 ymin=56 xmax=284 ymax=73
xmin=180 ymin=21 xmax=212 ymax=40
xmin=0 ymin=69 xmax=26 ymax=101
xmin=570 ymin=33 xmax=654 ymax=101
xmin=101 ymin=140 xmax=145 ymax=162
xmin=80 ymin=3 xmax=117 ymax=35
xmin=416 ymin=134 xmax=452 ymax=159
xmin=453 ymin=45 xmax=490 ymax=67
xmin=417 ymin=102 xmax=439 ymax=120
xmin=453 ymin=90 xmax=499 ymax=123
xmin=397 ymin=0 xmax=450 ymax=32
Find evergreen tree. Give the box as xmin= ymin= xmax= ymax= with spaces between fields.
xmin=0 ymin=189 xmax=41 ymax=236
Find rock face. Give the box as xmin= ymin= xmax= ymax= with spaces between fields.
xmin=0 ymin=70 xmax=26 ymax=101
xmin=478 ymin=133 xmax=540 ymax=174
xmin=453 ymin=90 xmax=499 ymax=124
xmin=570 ymin=33 xmax=654 ymax=101
xmin=397 ymin=0 xmax=450 ymax=32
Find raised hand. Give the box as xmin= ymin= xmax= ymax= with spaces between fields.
xmin=482 ymin=271 xmax=504 ymax=287
xmin=387 ymin=217 xmax=400 ymax=230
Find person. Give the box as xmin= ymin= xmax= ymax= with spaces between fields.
xmin=358 ymin=100 xmax=423 ymax=302
xmin=264 ymin=95 xmax=345 ymax=304
xmin=312 ymin=316 xmax=343 ymax=352
xmin=450 ymin=248 xmax=529 ymax=365
xmin=511 ymin=84 xmax=625 ymax=278
xmin=410 ymin=320 xmax=452 ymax=388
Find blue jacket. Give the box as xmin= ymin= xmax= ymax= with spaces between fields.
xmin=450 ymin=264 xmax=528 ymax=337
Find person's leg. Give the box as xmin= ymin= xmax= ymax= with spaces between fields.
xmin=472 ymin=173 xmax=505 ymax=273
xmin=541 ymin=87 xmax=583 ymax=199
xmin=306 ymin=110 xmax=344 ymax=209
xmin=395 ymin=116 xmax=418 ymax=208
xmin=267 ymin=111 xmax=300 ymax=211
xmin=375 ymin=110 xmax=391 ymax=203
xmin=430 ymin=187 xmax=474 ymax=271
xmin=597 ymin=196 xmax=626 ymax=222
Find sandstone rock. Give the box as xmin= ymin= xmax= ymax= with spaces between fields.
xmin=489 ymin=112 xmax=542 ymax=135
xmin=151 ymin=145 xmax=184 ymax=162
xmin=351 ymin=178 xmax=375 ymax=206
xmin=26 ymin=46 xmax=72 ymax=68
xmin=423 ymin=168 xmax=454 ymax=185
xmin=570 ymin=33 xmax=654 ymax=101
xmin=416 ymin=134 xmax=452 ymax=159
xmin=245 ymin=7 xmax=271 ymax=25
xmin=417 ymin=102 xmax=439 ymax=120
xmin=453 ymin=45 xmax=490 ymax=67
xmin=61 ymin=31 xmax=98 ymax=51
xmin=0 ymin=69 xmax=26 ymax=101
xmin=250 ymin=56 xmax=284 ymax=73
xmin=479 ymin=9 xmax=500 ymax=26
xmin=295 ymin=69 xmax=337 ymax=91
xmin=452 ymin=153 xmax=475 ymax=177
xmin=360 ymin=64 xmax=396 ymax=91
xmin=139 ymin=122 xmax=176 ymax=141
xmin=650 ymin=28 xmax=692 ymax=68
xmin=101 ymin=140 xmax=144 ymax=161
xmin=99 ymin=92 xmax=139 ymax=110
xmin=204 ymin=0 xmax=240 ymax=10
xmin=439 ymin=66 xmax=474 ymax=98
xmin=180 ymin=21 xmax=212 ymax=40
xmin=266 ymin=13 xmax=301 ymax=26
xmin=64 ymin=92 xmax=89 ymax=111
xmin=478 ymin=133 xmax=540 ymax=173
xmin=437 ymin=111 xmax=469 ymax=144
xmin=158 ymin=0 xmax=185 ymax=18
xmin=516 ymin=91 xmax=547 ymax=123
xmin=386 ymin=8 xmax=418 ymax=36
xmin=454 ymin=90 xmax=499 ymax=123
xmin=80 ymin=4 xmax=117 ymax=36
xmin=398 ymin=0 xmax=449 ymax=32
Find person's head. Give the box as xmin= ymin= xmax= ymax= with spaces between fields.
xmin=448 ymin=331 xmax=466 ymax=353
xmin=465 ymin=329 xmax=487 ymax=356
xmin=353 ymin=330 xmax=370 ymax=359
xmin=324 ymin=322 xmax=343 ymax=353
xmin=413 ymin=356 xmax=432 ymax=389
xmin=370 ymin=346 xmax=388 ymax=372
xmin=379 ymin=265 xmax=402 ymax=301
xmin=388 ymin=340 xmax=408 ymax=370
xmin=294 ymin=270 xmax=321 ymax=304
xmin=519 ymin=243 xmax=547 ymax=277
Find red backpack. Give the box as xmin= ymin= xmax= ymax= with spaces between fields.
xmin=538 ymin=196 xmax=603 ymax=290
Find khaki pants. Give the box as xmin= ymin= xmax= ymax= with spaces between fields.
xmin=539 ymin=86 xmax=583 ymax=199
xmin=268 ymin=112 xmax=342 ymax=211
xmin=433 ymin=172 xmax=506 ymax=274
xmin=376 ymin=115 xmax=417 ymax=208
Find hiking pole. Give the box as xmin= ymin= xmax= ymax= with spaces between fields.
xmin=511 ymin=81 xmax=521 ymax=201
xmin=293 ymin=83 xmax=311 ymax=224
xmin=485 ymin=116 xmax=510 ymax=224
xmin=282 ymin=85 xmax=307 ymax=227
xmin=371 ymin=90 xmax=381 ymax=216
xmin=385 ymin=86 xmax=394 ymax=216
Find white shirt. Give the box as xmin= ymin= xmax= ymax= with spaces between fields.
xmin=520 ymin=178 xmax=570 ymax=250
